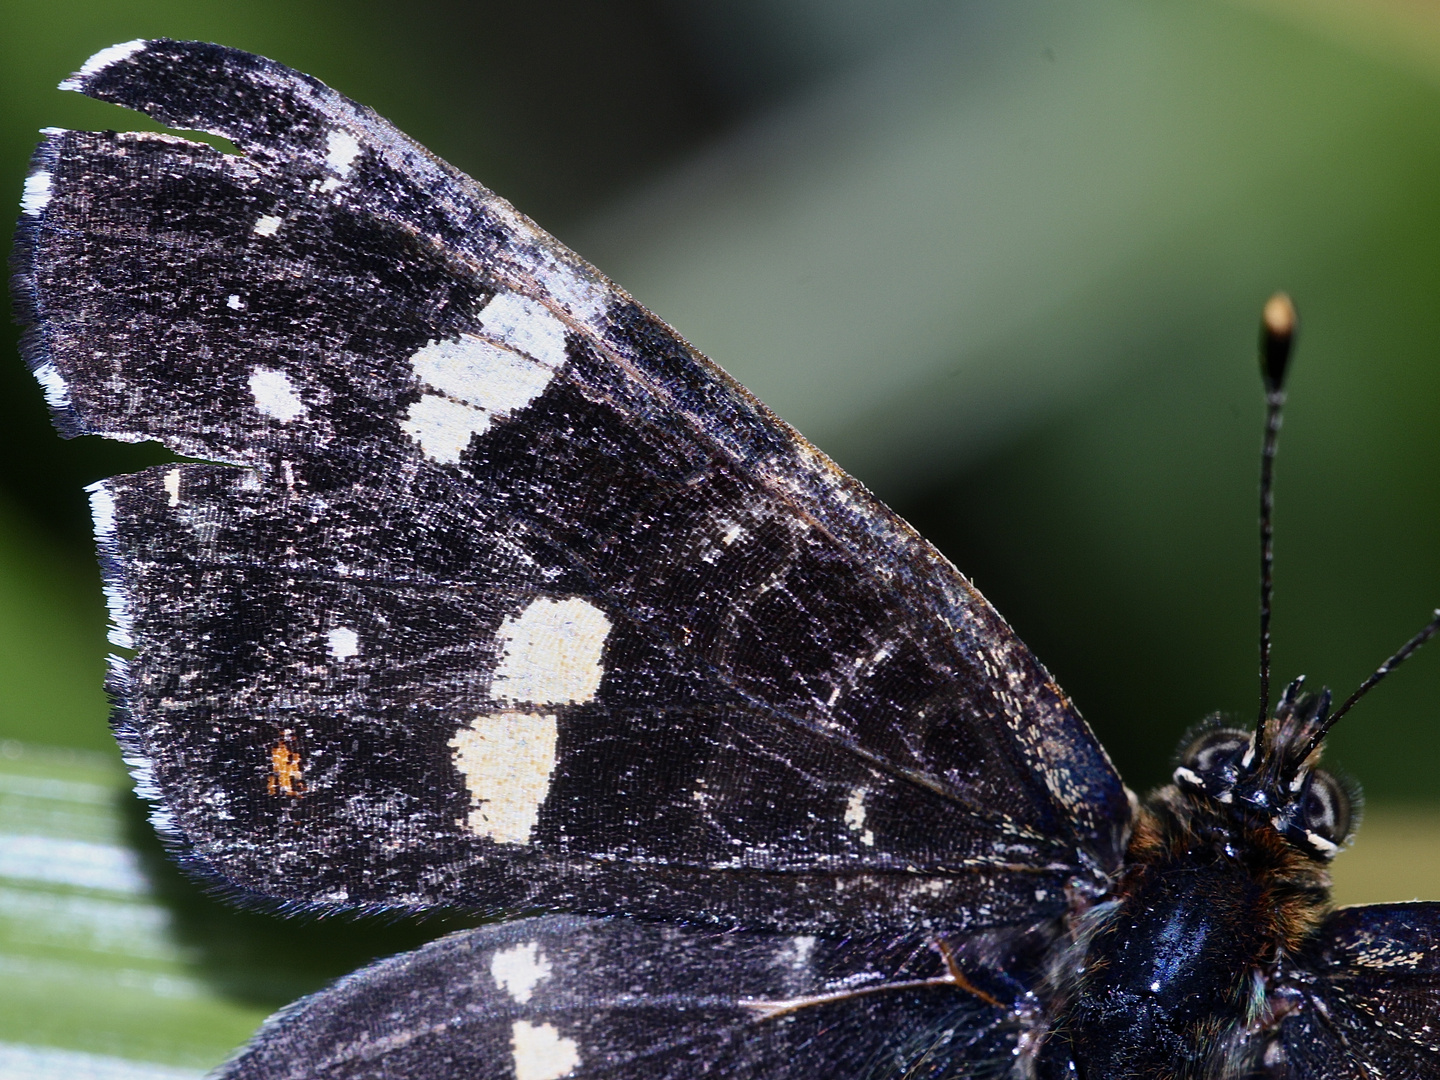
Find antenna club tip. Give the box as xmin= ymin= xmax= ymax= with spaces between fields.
xmin=1260 ymin=292 xmax=1297 ymax=392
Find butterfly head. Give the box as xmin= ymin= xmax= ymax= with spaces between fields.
xmin=1171 ymin=676 xmax=1355 ymax=860
xmin=1165 ymin=292 xmax=1436 ymax=864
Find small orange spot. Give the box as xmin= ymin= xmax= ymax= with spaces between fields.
xmin=267 ymin=731 xmax=305 ymax=797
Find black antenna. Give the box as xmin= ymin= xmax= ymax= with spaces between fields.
xmin=1257 ymin=293 xmax=1297 ymax=734
xmin=1300 ymin=609 xmax=1440 ymax=760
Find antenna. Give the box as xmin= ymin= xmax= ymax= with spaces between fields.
xmin=1257 ymin=293 xmax=1297 ymax=734
xmin=1300 ymin=609 xmax=1440 ymax=761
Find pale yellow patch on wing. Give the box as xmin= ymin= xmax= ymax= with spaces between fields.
xmin=511 ymin=1020 xmax=580 ymax=1080
xmin=492 ymin=941 xmax=552 ymax=1003
xmin=491 ymin=597 xmax=611 ymax=705
xmin=450 ymin=711 xmax=559 ymax=844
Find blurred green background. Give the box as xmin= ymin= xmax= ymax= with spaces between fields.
xmin=3 ymin=0 xmax=1440 ymax=1072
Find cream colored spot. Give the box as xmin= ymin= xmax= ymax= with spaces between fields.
xmin=226 ymin=294 xmax=243 ymax=310
xmin=479 ymin=291 xmax=570 ymax=370
xmin=413 ymin=334 xmax=559 ymax=411
xmin=511 ymin=1020 xmax=580 ymax=1080
xmin=162 ymin=468 xmax=181 ymax=507
xmin=252 ymin=214 xmax=283 ymax=237
xmin=450 ymin=712 xmax=559 ymax=844
xmin=532 ymin=261 xmax=609 ymax=326
xmin=248 ymin=367 xmax=306 ymax=421
xmin=400 ymin=394 xmax=485 ymax=463
xmin=327 ymin=626 xmax=359 ymax=660
xmin=845 ymin=787 xmax=875 ymax=847
xmin=400 ymin=325 xmax=565 ymax=463
xmin=490 ymin=597 xmax=610 ymax=705
xmin=492 ymin=942 xmax=552 ymax=1003
xmin=324 ymin=129 xmax=361 ymax=176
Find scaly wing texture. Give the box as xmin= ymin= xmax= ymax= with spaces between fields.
xmin=12 ymin=39 xmax=1129 ymax=933
xmin=1270 ymin=903 xmax=1440 ymax=1079
xmin=217 ymin=915 xmax=1016 ymax=1080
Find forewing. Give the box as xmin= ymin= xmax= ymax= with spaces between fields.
xmin=13 ymin=39 xmax=1129 ymax=931
xmin=217 ymin=915 xmax=1016 ymax=1080
xmin=1270 ymin=903 xmax=1440 ymax=1079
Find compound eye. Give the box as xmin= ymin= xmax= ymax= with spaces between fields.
xmin=1181 ymin=728 xmax=1251 ymax=780
xmin=1301 ymin=771 xmax=1353 ymax=847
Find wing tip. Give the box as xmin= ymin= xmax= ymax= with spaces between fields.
xmin=58 ymin=38 xmax=152 ymax=92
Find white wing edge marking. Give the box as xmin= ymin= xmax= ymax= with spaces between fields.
xmin=20 ymin=171 xmax=52 ymax=216
xmin=59 ymin=39 xmax=147 ymax=91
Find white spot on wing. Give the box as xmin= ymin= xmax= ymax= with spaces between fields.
xmin=479 ymin=291 xmax=570 ymax=370
xmin=511 ymin=1020 xmax=580 ymax=1080
xmin=33 ymin=361 xmax=70 ymax=408
xmin=326 ymin=627 xmax=359 ymax=660
xmin=252 ymin=214 xmax=283 ymax=237
xmin=450 ymin=712 xmax=560 ymax=844
xmin=490 ymin=597 xmax=611 ymax=705
xmin=400 ymin=329 xmax=564 ymax=463
xmin=226 ymin=294 xmax=243 ymax=310
xmin=845 ymin=787 xmax=875 ymax=847
xmin=491 ymin=942 xmax=552 ymax=1003
xmin=60 ymin=39 xmax=146 ymax=90
xmin=400 ymin=394 xmax=485 ymax=463
xmin=414 ymin=334 xmax=559 ymax=411
xmin=21 ymin=171 xmax=52 ymax=215
xmin=248 ymin=367 xmax=306 ymax=422
xmin=533 ymin=262 xmax=609 ymax=326
xmin=324 ymin=129 xmax=361 ymax=176
xmin=162 ymin=469 xmax=181 ymax=507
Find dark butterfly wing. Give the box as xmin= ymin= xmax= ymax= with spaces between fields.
xmin=216 ymin=915 xmax=1015 ymax=1080
xmin=13 ymin=39 xmax=1129 ymax=933
xmin=1269 ymin=902 xmax=1440 ymax=1079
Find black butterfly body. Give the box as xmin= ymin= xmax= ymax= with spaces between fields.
xmin=11 ymin=40 xmax=1440 ymax=1079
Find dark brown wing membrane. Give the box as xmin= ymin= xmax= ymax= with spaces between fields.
xmin=13 ymin=40 xmax=1129 ymax=933
xmin=217 ymin=915 xmax=1017 ymax=1080
xmin=1269 ymin=903 xmax=1440 ymax=1079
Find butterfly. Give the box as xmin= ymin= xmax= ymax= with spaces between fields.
xmin=14 ymin=38 xmax=1440 ymax=1080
